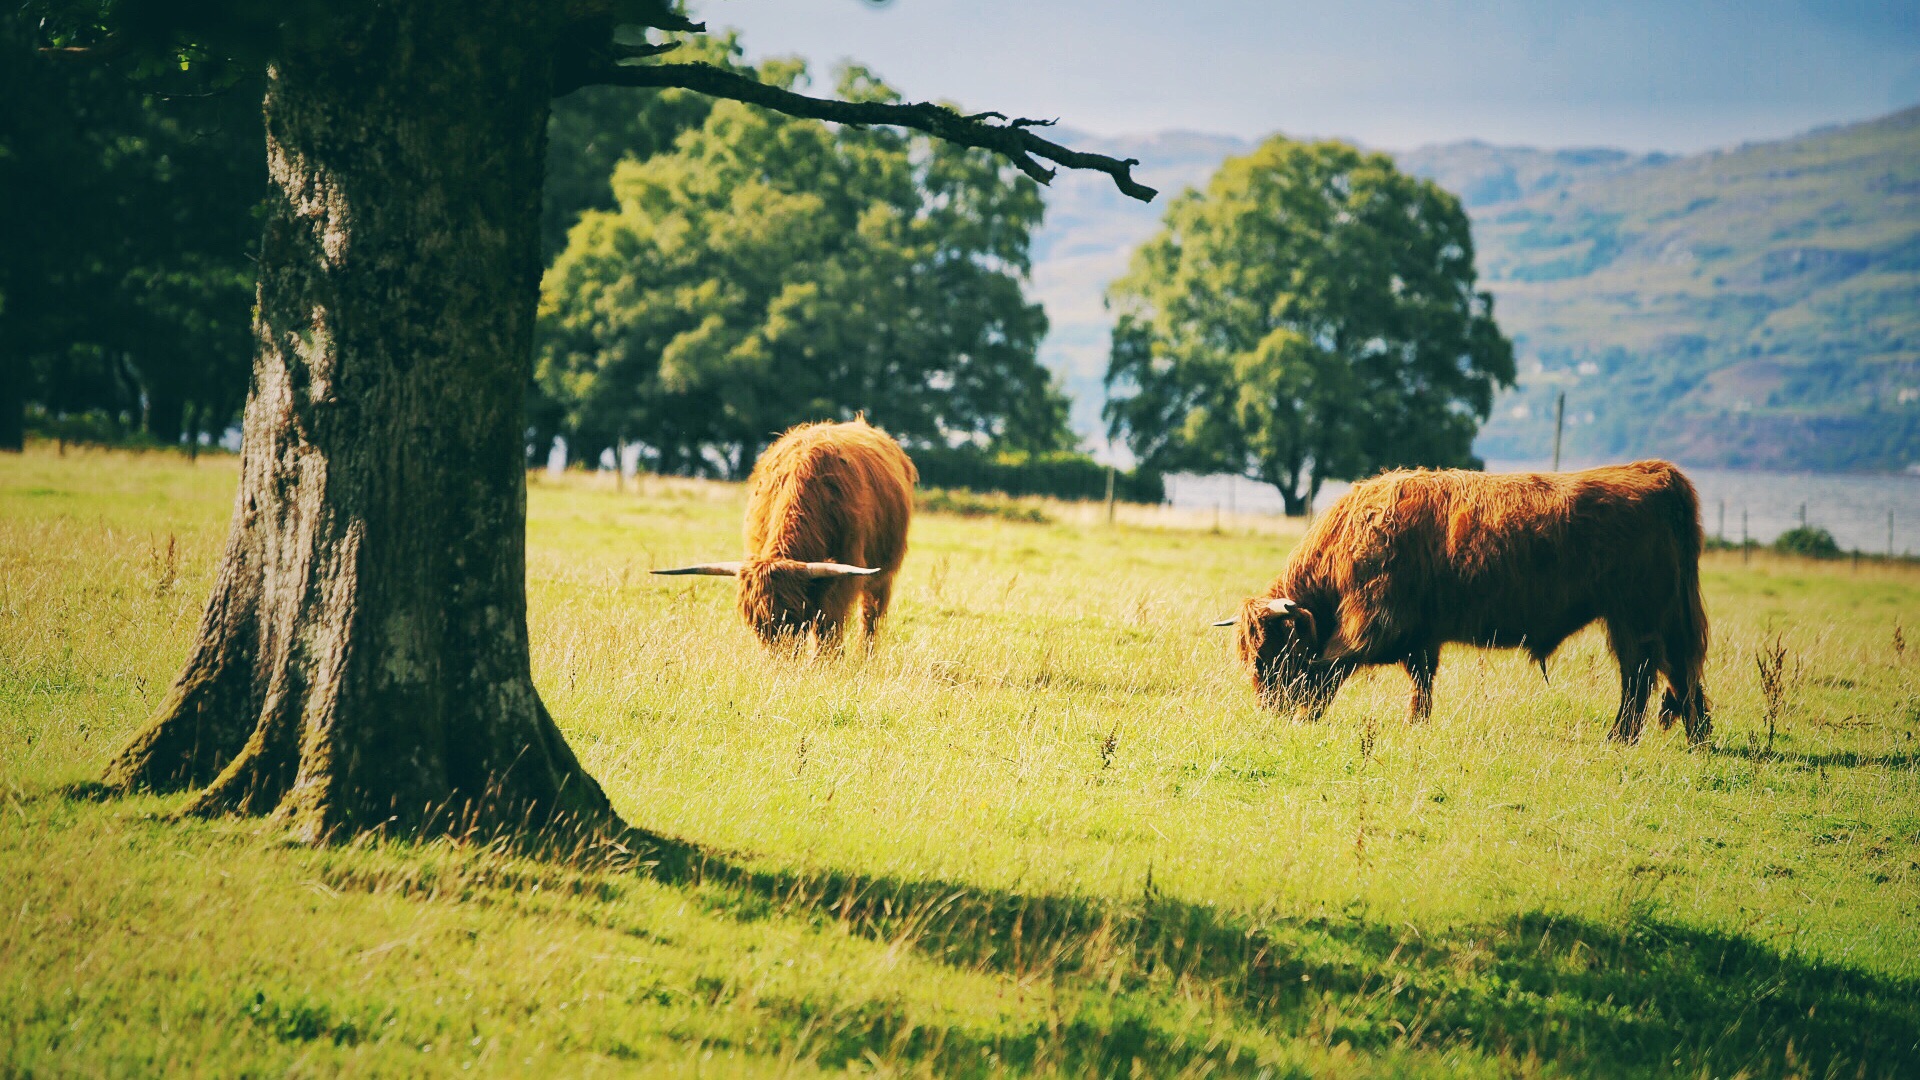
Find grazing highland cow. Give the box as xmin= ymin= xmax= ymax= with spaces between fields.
xmin=1217 ymin=461 xmax=1711 ymax=744
xmin=654 ymin=419 xmax=915 ymax=647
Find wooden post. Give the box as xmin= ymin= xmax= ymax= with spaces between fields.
xmin=615 ymin=433 xmax=626 ymax=494
xmin=1104 ymin=464 xmax=1116 ymax=525
xmin=1550 ymin=391 xmax=1566 ymax=472
xmin=1742 ymin=507 xmax=1750 ymax=565
xmin=1891 ymin=510 xmax=1896 ymax=559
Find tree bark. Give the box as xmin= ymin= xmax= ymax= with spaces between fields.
xmin=0 ymin=353 xmax=23 ymax=452
xmin=145 ymin=381 xmax=187 ymax=446
xmin=1266 ymin=465 xmax=1310 ymax=518
xmin=102 ymin=2 xmax=617 ymax=841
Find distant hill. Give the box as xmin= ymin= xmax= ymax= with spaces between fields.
xmin=1431 ymin=107 xmax=1920 ymax=471
xmin=1030 ymin=108 xmax=1920 ymax=471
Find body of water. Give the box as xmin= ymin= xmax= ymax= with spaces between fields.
xmin=1164 ymin=462 xmax=1920 ymax=555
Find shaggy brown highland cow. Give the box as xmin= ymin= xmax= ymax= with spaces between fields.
xmin=1219 ymin=461 xmax=1711 ymax=744
xmin=654 ymin=419 xmax=915 ymax=647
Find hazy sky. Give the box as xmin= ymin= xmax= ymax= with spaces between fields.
xmin=699 ymin=0 xmax=1920 ymax=152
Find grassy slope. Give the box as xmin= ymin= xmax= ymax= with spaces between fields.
xmin=1444 ymin=108 xmax=1920 ymax=468
xmin=3 ymin=447 xmax=1919 ymax=1076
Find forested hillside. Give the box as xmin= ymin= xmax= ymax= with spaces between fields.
xmin=1420 ymin=107 xmax=1920 ymax=470
xmin=1036 ymin=108 xmax=1920 ymax=471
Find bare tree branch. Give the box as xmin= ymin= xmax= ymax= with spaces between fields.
xmin=611 ymin=40 xmax=679 ymax=61
xmin=580 ymin=61 xmax=1156 ymax=202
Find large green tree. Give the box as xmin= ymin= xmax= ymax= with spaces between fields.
xmin=542 ymin=32 xmax=752 ymax=262
xmin=1105 ymin=137 xmax=1514 ymax=515
xmin=538 ymin=61 xmax=1068 ymax=475
xmin=0 ymin=15 xmax=263 ymax=450
xmin=29 ymin=0 xmax=1152 ymax=840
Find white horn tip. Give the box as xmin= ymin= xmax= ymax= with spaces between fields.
xmin=801 ymin=562 xmax=882 ymax=579
xmin=1211 ymin=617 xmax=1238 ymax=627
xmin=1266 ymin=597 xmax=1298 ymax=614
xmin=650 ymin=562 xmax=744 ymax=577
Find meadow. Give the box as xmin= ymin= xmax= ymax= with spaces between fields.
xmin=3 ymin=445 xmax=1917 ymax=1076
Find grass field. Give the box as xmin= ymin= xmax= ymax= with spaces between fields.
xmin=3 ymin=445 xmax=1918 ymax=1076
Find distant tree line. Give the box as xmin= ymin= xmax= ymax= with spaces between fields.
xmin=5 ymin=23 xmax=1078 ymax=473
xmin=912 ymin=445 xmax=1163 ymax=504
xmin=0 ymin=15 xmax=264 ymax=452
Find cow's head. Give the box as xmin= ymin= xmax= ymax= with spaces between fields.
xmin=652 ymin=558 xmax=879 ymax=644
xmin=1216 ymin=597 xmax=1345 ymax=719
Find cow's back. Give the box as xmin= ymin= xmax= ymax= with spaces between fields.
xmin=743 ymin=420 xmax=916 ymax=570
xmin=1292 ymin=461 xmax=1699 ymax=657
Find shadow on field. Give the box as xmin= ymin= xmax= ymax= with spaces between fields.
xmin=625 ymin=830 xmax=1920 ymax=1076
xmin=1705 ymin=744 xmax=1920 ymax=770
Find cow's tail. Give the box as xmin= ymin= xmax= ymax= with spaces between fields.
xmin=1659 ymin=464 xmax=1712 ymax=744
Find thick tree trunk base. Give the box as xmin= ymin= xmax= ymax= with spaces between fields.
xmin=107 ymin=662 xmax=617 ymax=843
xmin=101 ymin=1 xmax=621 ymax=843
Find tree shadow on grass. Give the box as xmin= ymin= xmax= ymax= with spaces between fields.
xmin=1705 ymin=744 xmax=1920 ymax=770
xmin=48 ymin=780 xmax=1917 ymax=1076
xmin=621 ymin=829 xmax=1920 ymax=1078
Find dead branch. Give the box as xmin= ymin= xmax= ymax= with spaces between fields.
xmin=576 ymin=60 xmax=1157 ymax=202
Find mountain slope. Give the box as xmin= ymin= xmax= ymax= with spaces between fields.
xmin=1444 ymin=106 xmax=1920 ymax=470
xmin=1029 ymin=109 xmax=1920 ymax=471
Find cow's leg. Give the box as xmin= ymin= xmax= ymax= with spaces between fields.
xmin=1403 ymin=647 xmax=1440 ymax=724
xmin=1657 ymin=627 xmax=1711 ymax=746
xmin=1651 ymin=599 xmax=1712 ymax=745
xmin=860 ymin=571 xmax=896 ymax=639
xmin=1606 ymin=624 xmax=1657 ymax=742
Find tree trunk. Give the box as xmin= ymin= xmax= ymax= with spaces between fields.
xmin=0 ymin=353 xmax=23 ymax=452
xmin=1266 ymin=466 xmax=1310 ymax=518
xmin=145 ymin=381 xmax=187 ymax=447
xmin=103 ymin=2 xmax=617 ymax=842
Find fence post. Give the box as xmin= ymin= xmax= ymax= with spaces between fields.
xmin=1742 ymin=507 xmax=1750 ymax=565
xmin=1551 ymin=391 xmax=1565 ymax=472
xmin=1105 ymin=464 xmax=1116 ymax=525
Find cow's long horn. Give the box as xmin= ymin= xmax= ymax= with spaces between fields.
xmin=651 ymin=562 xmax=745 ymax=577
xmin=800 ymin=562 xmax=882 ymax=579
xmin=1211 ymin=617 xmax=1238 ymax=627
xmin=1266 ymin=597 xmax=1299 ymax=615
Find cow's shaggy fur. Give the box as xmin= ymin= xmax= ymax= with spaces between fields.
xmin=1235 ymin=460 xmax=1711 ymax=743
xmin=737 ymin=419 xmax=916 ymax=646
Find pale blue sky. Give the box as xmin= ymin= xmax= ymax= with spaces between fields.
xmin=699 ymin=0 xmax=1920 ymax=151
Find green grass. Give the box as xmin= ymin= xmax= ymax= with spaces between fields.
xmin=4 ymin=445 xmax=1919 ymax=1076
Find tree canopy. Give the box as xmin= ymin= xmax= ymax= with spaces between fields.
xmin=537 ymin=61 xmax=1070 ymax=475
xmin=1104 ymin=136 xmax=1515 ymax=514
xmin=0 ymin=14 xmax=264 ymax=449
